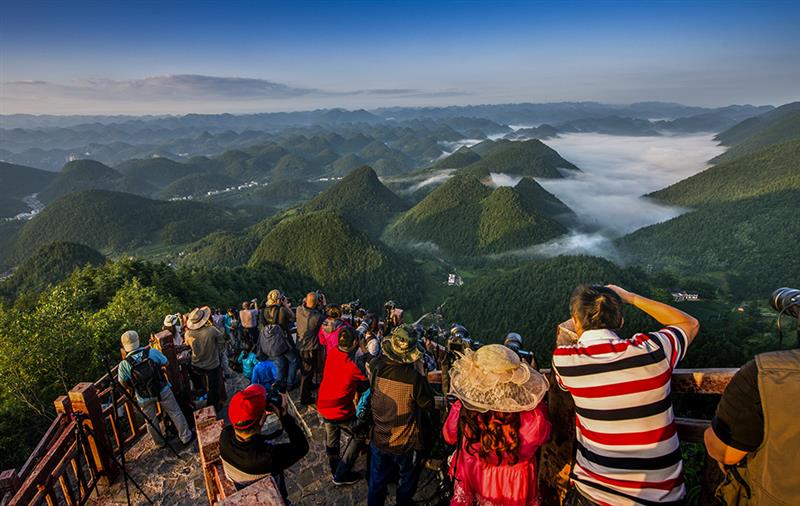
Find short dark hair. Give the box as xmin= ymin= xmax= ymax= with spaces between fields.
xmin=570 ymin=285 xmax=623 ymax=331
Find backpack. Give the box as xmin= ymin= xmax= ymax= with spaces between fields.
xmin=257 ymin=307 xmax=291 ymax=359
xmin=126 ymin=348 xmax=165 ymax=399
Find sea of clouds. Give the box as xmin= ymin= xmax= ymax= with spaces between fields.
xmin=482 ymin=132 xmax=725 ymax=259
xmin=538 ymin=132 xmax=725 ymax=235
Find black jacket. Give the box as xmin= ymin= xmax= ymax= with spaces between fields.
xmin=219 ymin=414 xmax=309 ymax=488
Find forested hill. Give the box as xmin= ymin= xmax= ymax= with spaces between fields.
xmin=461 ymin=139 xmax=579 ymax=178
xmin=712 ymin=102 xmax=800 ymax=164
xmin=303 ymin=166 xmax=408 ymax=236
xmin=39 ymin=159 xmax=154 ymax=203
xmin=248 ymin=211 xmax=422 ymax=308
xmin=386 ymin=174 xmax=568 ymax=256
xmin=619 ymin=189 xmax=799 ymax=297
xmin=12 ymin=190 xmax=261 ymax=257
xmin=0 ymin=161 xmax=55 ymax=197
xmin=649 ymin=139 xmax=800 ymax=207
xmin=0 ymin=161 xmax=57 ymax=218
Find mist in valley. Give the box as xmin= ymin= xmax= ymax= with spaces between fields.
xmin=487 ymin=132 xmax=726 ymax=259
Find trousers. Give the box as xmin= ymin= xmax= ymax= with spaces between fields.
xmin=139 ymin=387 xmax=192 ymax=445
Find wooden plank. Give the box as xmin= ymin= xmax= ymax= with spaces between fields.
xmin=17 ymin=414 xmax=67 ymax=481
xmin=8 ymin=422 xmax=75 ymax=506
xmin=213 ymin=463 xmax=237 ymax=501
xmin=219 ymin=475 xmax=284 ymax=506
xmin=69 ymin=383 xmax=118 ymax=483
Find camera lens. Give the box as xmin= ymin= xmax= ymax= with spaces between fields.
xmin=771 ymin=288 xmax=800 ymax=319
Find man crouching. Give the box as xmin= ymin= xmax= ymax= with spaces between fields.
xmin=219 ymin=385 xmax=309 ymax=498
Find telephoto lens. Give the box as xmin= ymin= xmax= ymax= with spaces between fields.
xmin=771 ymin=287 xmax=800 ymax=319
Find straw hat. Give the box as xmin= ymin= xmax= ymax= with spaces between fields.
xmin=382 ymin=325 xmax=422 ymax=364
xmin=186 ymin=306 xmax=212 ymax=330
xmin=449 ymin=344 xmax=548 ymax=413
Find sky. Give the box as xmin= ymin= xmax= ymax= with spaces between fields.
xmin=1 ymin=0 xmax=798 ymax=115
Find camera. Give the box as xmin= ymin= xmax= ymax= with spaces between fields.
xmin=341 ymin=299 xmax=361 ymax=315
xmin=265 ymin=386 xmax=282 ymax=408
xmin=771 ymin=288 xmax=800 ymax=319
xmin=447 ymin=324 xmax=481 ymax=354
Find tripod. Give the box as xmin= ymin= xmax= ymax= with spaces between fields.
xmin=102 ymin=356 xmax=181 ymax=458
xmin=73 ymin=410 xmax=153 ymax=505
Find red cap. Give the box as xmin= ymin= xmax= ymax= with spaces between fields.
xmin=228 ymin=384 xmax=267 ymax=430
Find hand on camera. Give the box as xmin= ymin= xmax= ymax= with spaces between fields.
xmin=268 ymin=392 xmax=289 ymax=418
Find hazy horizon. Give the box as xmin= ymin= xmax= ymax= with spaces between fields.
xmin=2 ymin=0 xmax=799 ymax=115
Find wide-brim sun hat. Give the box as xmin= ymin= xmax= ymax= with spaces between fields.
xmin=449 ymin=344 xmax=549 ymax=413
xmin=187 ymin=306 xmax=212 ymax=330
xmin=382 ymin=325 xmax=422 ymax=364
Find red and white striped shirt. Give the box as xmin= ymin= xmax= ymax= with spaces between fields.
xmin=552 ymin=327 xmax=689 ymax=506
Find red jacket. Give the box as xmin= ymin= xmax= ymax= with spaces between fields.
xmin=316 ymin=347 xmax=367 ymax=421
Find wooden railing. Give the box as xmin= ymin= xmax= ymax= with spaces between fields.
xmin=2 ymin=330 xmax=192 ymax=506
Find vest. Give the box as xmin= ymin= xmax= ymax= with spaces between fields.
xmin=716 ymin=349 xmax=800 ymax=505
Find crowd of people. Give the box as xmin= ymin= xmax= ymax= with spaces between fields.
xmin=114 ymin=284 xmax=799 ymax=506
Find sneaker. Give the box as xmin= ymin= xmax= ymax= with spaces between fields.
xmin=332 ymin=471 xmax=361 ymax=486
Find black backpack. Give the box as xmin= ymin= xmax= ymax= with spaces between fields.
xmin=126 ymin=348 xmax=165 ymax=399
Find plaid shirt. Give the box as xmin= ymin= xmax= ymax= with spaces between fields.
xmin=369 ymin=357 xmax=435 ymax=455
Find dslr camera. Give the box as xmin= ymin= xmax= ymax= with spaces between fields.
xmin=771 ymin=287 xmax=800 ymax=319
xmin=447 ymin=324 xmax=481 ymax=354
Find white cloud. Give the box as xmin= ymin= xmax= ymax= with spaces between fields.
xmin=534 ymin=132 xmax=725 ymax=236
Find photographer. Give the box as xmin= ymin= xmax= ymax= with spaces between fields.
xmin=239 ymin=300 xmax=259 ymax=347
xmin=553 ymin=284 xmax=699 ymax=506
xmin=704 ymin=288 xmax=800 ymax=505
xmin=219 ymin=386 xmax=309 ymax=498
xmin=117 ymin=330 xmax=194 ymax=448
xmin=261 ymin=289 xmax=295 ymax=334
xmin=319 ymin=304 xmax=349 ymax=353
xmin=258 ymin=290 xmax=299 ymax=392
xmin=296 ymin=292 xmax=325 ymax=406
xmin=185 ymin=306 xmax=227 ymax=413
xmin=367 ymin=325 xmax=436 ymax=506
xmin=317 ymin=327 xmax=369 ymax=486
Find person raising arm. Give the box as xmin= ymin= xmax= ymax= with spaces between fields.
xmin=605 ymin=284 xmax=700 ymax=345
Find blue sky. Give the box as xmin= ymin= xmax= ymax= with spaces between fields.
xmin=1 ymin=0 xmax=798 ymax=114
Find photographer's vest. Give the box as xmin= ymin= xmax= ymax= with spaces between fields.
xmin=716 ymin=349 xmax=800 ymax=505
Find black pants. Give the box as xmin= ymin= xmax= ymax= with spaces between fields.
xmin=194 ymin=365 xmax=221 ymax=411
xmin=243 ymin=326 xmax=259 ymax=347
xmin=299 ymin=349 xmax=316 ymax=404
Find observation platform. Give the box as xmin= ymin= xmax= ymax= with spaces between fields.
xmin=1 ymin=330 xmax=736 ymax=506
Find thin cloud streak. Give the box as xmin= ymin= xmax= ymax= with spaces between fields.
xmin=1 ymin=74 xmax=469 ymax=104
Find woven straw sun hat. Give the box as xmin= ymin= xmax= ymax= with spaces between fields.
xmin=449 ymin=344 xmax=549 ymax=413
xmin=186 ymin=306 xmax=212 ymax=330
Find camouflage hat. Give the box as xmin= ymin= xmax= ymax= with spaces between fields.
xmin=382 ymin=325 xmax=422 ymax=364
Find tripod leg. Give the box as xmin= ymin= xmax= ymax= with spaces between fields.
xmin=82 ymin=424 xmax=154 ymax=505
